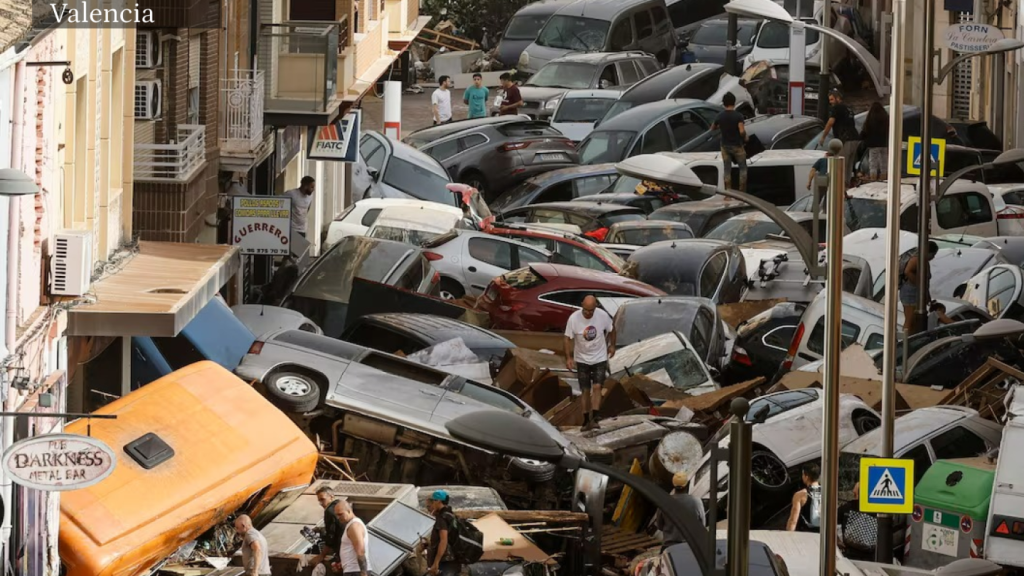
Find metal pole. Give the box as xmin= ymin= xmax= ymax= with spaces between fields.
xmin=790 ymin=21 xmax=807 ymax=116
xmin=726 ymin=12 xmax=739 ymax=77
xmin=817 ymin=0 xmax=831 ymax=122
xmin=876 ymin=0 xmax=906 ymax=558
xmin=993 ymin=53 xmax=1006 ymax=143
xmin=727 ymin=398 xmax=752 ymax=576
xmin=872 ymin=0 xmax=881 ymax=64
xmin=915 ymin=0 xmax=936 ymax=336
xmin=820 ymin=139 xmax=845 ymax=576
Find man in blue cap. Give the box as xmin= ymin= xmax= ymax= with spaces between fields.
xmin=425 ymin=490 xmax=462 ymax=576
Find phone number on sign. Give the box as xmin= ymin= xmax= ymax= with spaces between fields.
xmin=242 ymin=248 xmax=289 ymax=255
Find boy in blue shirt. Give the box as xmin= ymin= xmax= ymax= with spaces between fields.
xmin=806 ymin=150 xmax=833 ymax=190
xmin=463 ymin=73 xmax=489 ymax=119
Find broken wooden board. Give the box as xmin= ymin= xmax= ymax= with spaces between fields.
xmin=474 ymin=513 xmax=552 ymax=563
xmin=493 ymin=330 xmax=566 ymax=353
xmin=717 ymin=299 xmax=787 ymax=329
xmin=454 ymin=510 xmax=589 ymax=524
xmin=661 ymin=377 xmax=767 ymax=414
xmin=416 ymin=28 xmax=479 ymax=51
xmin=773 ymin=371 xmax=947 ymax=412
xmin=494 ymin=348 xmax=569 ymax=393
xmin=936 ymin=358 xmax=1024 ymax=420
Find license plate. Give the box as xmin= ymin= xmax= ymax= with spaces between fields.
xmin=537 ymin=153 xmax=565 ymax=162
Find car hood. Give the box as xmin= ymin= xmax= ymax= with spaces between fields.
xmin=689 ymin=44 xmax=752 ymax=65
xmin=521 ymin=43 xmax=575 ymax=72
xmin=519 ymin=86 xmax=572 ymax=102
xmin=609 ymin=331 xmax=718 ymax=397
xmin=497 ymin=38 xmax=533 ymax=67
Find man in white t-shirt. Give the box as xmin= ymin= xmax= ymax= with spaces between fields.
xmin=564 ymin=295 xmax=616 ymax=431
xmin=432 ymin=76 xmax=453 ymax=125
xmin=283 ymin=175 xmax=315 ymax=237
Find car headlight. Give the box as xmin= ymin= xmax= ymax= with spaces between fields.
xmin=518 ymin=52 xmax=530 ymax=70
xmin=544 ymin=97 xmax=561 ymax=111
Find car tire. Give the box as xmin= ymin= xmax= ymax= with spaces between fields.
xmin=460 ymin=171 xmax=489 ymax=198
xmin=853 ymin=412 xmax=881 ymax=435
xmin=509 ymin=457 xmax=557 ymax=483
xmin=750 ymin=449 xmax=791 ymax=492
xmin=439 ymin=278 xmax=465 ymax=301
xmin=265 ymin=371 xmax=321 ymax=413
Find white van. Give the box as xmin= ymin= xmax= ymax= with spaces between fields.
xmin=742 ymin=0 xmax=846 ymax=70
xmin=325 ymin=199 xmax=462 ymax=249
xmin=366 ymin=205 xmax=462 ymax=245
xmin=985 ymin=386 xmax=1024 ymax=569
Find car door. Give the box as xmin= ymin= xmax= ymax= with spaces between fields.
xmin=453 ymin=133 xmax=489 ymax=179
xmin=963 ymin=266 xmax=1024 ymax=319
xmin=597 ymin=63 xmax=621 ymax=89
xmin=353 ymin=133 xmax=390 ymax=199
xmin=632 ymin=8 xmax=659 ymax=55
xmin=422 ymin=137 xmax=462 ymax=178
xmin=698 ymin=251 xmax=729 ymax=302
xmin=934 ymin=190 xmax=997 ymax=236
xmin=462 ymin=236 xmax=517 ymax=295
xmin=608 ymin=18 xmax=635 ymax=52
xmin=667 ymin=109 xmax=711 ymax=150
xmin=636 ymin=120 xmax=674 ymax=156
xmin=616 ymin=60 xmax=643 ymax=87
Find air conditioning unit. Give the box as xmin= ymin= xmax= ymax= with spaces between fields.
xmin=134 ymin=80 xmax=162 ymax=120
xmin=135 ymin=31 xmax=162 ymax=68
xmin=50 ymin=230 xmax=93 ymax=297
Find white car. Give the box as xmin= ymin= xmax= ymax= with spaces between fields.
xmin=550 ymin=89 xmax=622 ymax=143
xmin=367 ymin=205 xmax=461 ymax=246
xmin=424 ymin=230 xmax=554 ymax=299
xmin=325 ymin=198 xmax=461 ymax=249
xmin=988 ymin=184 xmax=1024 ymax=236
xmin=690 ymin=387 xmax=880 ymax=500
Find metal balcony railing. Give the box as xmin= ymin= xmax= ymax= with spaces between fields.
xmin=220 ymin=70 xmax=265 ymax=153
xmin=134 ymin=125 xmax=207 ymax=182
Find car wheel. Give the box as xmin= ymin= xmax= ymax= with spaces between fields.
xmin=853 ymin=412 xmax=881 ymax=435
xmin=508 ymin=457 xmax=557 ymax=483
xmin=460 ymin=171 xmax=488 ymax=197
xmin=265 ymin=371 xmax=321 ymax=413
xmin=439 ymin=278 xmax=465 ymax=301
xmin=750 ymin=449 xmax=791 ymax=492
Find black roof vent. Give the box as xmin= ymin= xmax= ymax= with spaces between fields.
xmin=124 ymin=433 xmax=175 ymax=470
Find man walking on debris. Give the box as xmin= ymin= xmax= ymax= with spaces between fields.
xmin=786 ymin=463 xmax=822 ymax=532
xmin=654 ymin=472 xmax=707 ymax=551
xmin=309 ymin=486 xmax=346 ymax=574
xmin=564 ymin=295 xmax=616 ymax=431
xmin=900 ymin=241 xmax=939 ymax=335
xmin=235 ymin=515 xmax=272 ymax=576
xmin=334 ymin=500 xmax=372 ymax=576
xmin=425 ymin=490 xmax=462 ymax=576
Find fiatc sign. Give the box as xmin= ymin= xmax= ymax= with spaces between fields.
xmin=2 ymin=434 xmax=116 ymax=491
xmin=231 ymin=196 xmax=292 ymax=256
xmin=943 ymin=23 xmax=1005 ymax=53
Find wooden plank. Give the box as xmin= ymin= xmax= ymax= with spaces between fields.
xmin=455 ymin=510 xmax=590 ymax=524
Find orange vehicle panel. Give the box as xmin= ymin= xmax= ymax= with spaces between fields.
xmin=59 ymin=361 xmax=318 ymax=576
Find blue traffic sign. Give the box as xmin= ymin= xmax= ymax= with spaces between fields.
xmin=859 ymin=457 xmax=915 ymax=513
xmin=907 ymin=136 xmax=946 ymax=176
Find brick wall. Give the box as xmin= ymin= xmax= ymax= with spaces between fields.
xmin=132 ymin=162 xmax=218 ymax=243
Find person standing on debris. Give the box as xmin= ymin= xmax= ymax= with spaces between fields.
xmin=464 ymin=73 xmax=489 ymax=120
xmin=859 ymin=102 xmax=890 ymax=182
xmin=235 ymin=515 xmax=272 ymax=576
xmin=900 ymin=241 xmax=939 ymax=336
xmin=284 ymin=176 xmax=315 ymax=239
xmin=807 ymin=149 xmax=833 ymax=191
xmin=334 ymin=500 xmax=372 ymax=576
xmin=654 ymin=472 xmax=707 ymax=551
xmin=498 ymin=73 xmax=523 ymax=116
xmin=786 ymin=464 xmax=822 ymax=532
xmin=819 ymin=89 xmax=859 ymax=183
xmin=711 ymin=92 xmax=748 ymax=192
xmin=425 ymin=490 xmax=462 ymax=576
xmin=564 ymin=295 xmax=616 ymax=431
xmin=433 ymin=76 xmax=454 ymax=125
xmin=309 ymin=486 xmax=346 ymax=573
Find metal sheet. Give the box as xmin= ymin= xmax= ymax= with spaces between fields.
xmin=368 ymin=532 xmax=408 ymax=576
xmin=368 ymin=500 xmax=436 ymax=550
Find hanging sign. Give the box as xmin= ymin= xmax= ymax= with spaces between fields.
xmin=943 ymin=23 xmax=1005 ymax=53
xmin=231 ymin=196 xmax=292 ymax=256
xmin=2 ymin=433 xmax=116 ymax=491
xmin=307 ymin=109 xmax=361 ymax=162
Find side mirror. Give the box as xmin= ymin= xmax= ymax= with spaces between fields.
xmin=367 ymin=167 xmax=380 ymax=181
xmin=599 ymin=79 xmax=612 ymax=89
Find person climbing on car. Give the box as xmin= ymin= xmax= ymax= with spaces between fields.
xmin=425 ymin=490 xmax=462 ymax=576
xmin=786 ymin=463 xmax=822 ymax=532
xmin=711 ymin=92 xmax=748 ymax=192
xmin=900 ymin=241 xmax=939 ymax=336
xmin=564 ymin=295 xmax=616 ymax=431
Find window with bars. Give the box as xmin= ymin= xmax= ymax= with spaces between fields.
xmin=951 ymin=11 xmax=974 ymax=119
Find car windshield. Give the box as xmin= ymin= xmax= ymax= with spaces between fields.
xmin=369 ymin=225 xmax=444 ymax=246
xmin=505 ymin=14 xmax=550 ymax=40
xmin=491 ymin=181 xmax=541 ymax=212
xmin=844 ymin=198 xmax=888 ymax=230
xmin=383 ymin=157 xmax=453 ymax=204
xmin=554 ymin=97 xmax=618 ymax=122
xmin=615 ymin=347 xmax=710 ymax=391
xmin=691 ymin=23 xmax=730 ymax=45
xmin=602 ymin=101 xmax=635 ymax=123
xmin=757 ymin=21 xmax=820 ymax=48
xmin=456 ymin=381 xmax=524 ymax=414
xmin=610 ymin=226 xmax=694 ymax=245
xmin=526 ymin=63 xmax=598 ymax=89
xmin=578 ymin=131 xmax=636 ymax=164
xmin=293 ymin=237 xmax=412 ymax=304
xmin=705 ymin=219 xmax=782 ymax=243
xmin=535 ymin=16 xmax=609 ymax=51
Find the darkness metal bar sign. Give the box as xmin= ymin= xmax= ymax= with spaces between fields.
xmin=1 ymin=433 xmax=116 ymax=491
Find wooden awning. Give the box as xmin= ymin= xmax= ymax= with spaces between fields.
xmin=67 ymin=242 xmax=240 ymax=337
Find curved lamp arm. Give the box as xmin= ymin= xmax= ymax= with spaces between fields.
xmin=935 ymin=52 xmax=977 ymax=85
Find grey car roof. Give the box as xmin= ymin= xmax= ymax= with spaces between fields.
xmin=591 ymin=98 xmax=712 ymax=132
xmin=515 ymin=0 xmax=577 ymax=16
xmin=554 ymin=0 xmax=665 ymax=19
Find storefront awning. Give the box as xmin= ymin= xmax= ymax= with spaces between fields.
xmin=67 ymin=242 xmax=241 ymax=338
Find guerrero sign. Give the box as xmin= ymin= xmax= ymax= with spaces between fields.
xmin=943 ymin=23 xmax=1004 ymax=53
xmin=2 ymin=434 xmax=115 ymax=491
xmin=231 ymin=196 xmax=292 ymax=256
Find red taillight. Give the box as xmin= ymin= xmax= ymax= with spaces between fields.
xmin=424 ymin=251 xmax=444 ymax=261
xmin=731 ymin=346 xmax=752 ymax=366
xmin=585 ymin=227 xmax=609 ymax=242
xmin=999 ymin=212 xmax=1024 ymax=219
xmin=499 ymin=142 xmax=531 ymax=152
xmin=781 ymin=322 xmax=805 ymax=372
xmin=248 ymin=341 xmax=264 ymax=355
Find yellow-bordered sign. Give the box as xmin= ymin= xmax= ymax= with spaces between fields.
xmin=859 ymin=457 xmax=915 ymax=514
xmin=906 ymin=136 xmax=946 ymax=176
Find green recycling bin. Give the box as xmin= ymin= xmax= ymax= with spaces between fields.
xmin=907 ymin=458 xmax=995 ymax=569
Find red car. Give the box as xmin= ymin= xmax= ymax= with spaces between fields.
xmin=484 ymin=223 xmax=627 ymax=273
xmin=478 ymin=263 xmax=666 ymax=332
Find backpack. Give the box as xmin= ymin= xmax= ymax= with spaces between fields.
xmin=805 ymin=485 xmax=822 ymax=529
xmin=445 ymin=512 xmax=484 ymax=564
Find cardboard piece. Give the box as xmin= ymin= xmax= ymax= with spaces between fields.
xmin=495 ymin=348 xmax=571 ymax=393
xmin=717 ymin=299 xmax=787 ymax=329
xmin=621 ymin=373 xmax=694 ymax=403
xmin=516 ymin=372 xmax=573 ymax=415
xmin=493 ymin=330 xmax=566 ymax=353
xmin=773 ymin=371 xmax=947 ymax=412
xmin=661 ymin=378 xmax=767 ymax=413
xmin=472 ymin=513 xmax=551 ymax=563
xmin=547 ymin=380 xmax=653 ymax=427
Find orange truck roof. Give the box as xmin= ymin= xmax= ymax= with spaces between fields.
xmin=59 ymin=361 xmax=318 ymax=576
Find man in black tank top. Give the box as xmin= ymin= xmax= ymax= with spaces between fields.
xmin=787 ymin=463 xmax=822 ymax=532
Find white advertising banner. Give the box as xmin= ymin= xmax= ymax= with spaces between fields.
xmin=231 ymin=196 xmax=292 ymax=256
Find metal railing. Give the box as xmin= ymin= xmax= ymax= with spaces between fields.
xmin=134 ymin=125 xmax=207 ymax=182
xmin=220 ymin=70 xmax=265 ymax=153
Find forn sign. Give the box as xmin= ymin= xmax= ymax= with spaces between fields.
xmin=2 ymin=434 xmax=116 ymax=491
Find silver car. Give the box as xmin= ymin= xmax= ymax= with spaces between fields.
xmin=424 ymin=229 xmax=554 ymax=299
xmin=235 ymin=329 xmax=575 ymax=485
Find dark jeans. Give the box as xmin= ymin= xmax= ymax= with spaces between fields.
xmin=721 ymin=145 xmax=747 ymax=191
xmin=576 ymin=361 xmax=608 ymax=391
xmin=428 ymin=562 xmax=462 ymax=576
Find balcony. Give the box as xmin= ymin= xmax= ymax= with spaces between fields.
xmin=134 ymin=125 xmax=207 ymax=183
xmin=219 ymin=70 xmax=273 ymax=170
xmin=259 ymin=21 xmax=342 ymax=127
xmin=136 ymin=0 xmax=216 ymax=29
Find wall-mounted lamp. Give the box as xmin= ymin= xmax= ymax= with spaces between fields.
xmin=11 ymin=376 xmax=31 ymax=391
xmin=26 ymin=61 xmax=74 ymax=85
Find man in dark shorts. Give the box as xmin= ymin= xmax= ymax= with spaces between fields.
xmin=498 ymin=73 xmax=523 ymax=116
xmin=564 ymin=295 xmax=616 ymax=431
xmin=711 ymin=92 xmax=748 ymax=191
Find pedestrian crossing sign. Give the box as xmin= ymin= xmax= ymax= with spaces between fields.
xmin=860 ymin=457 xmax=915 ymax=514
xmin=907 ymin=136 xmax=946 ymax=177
